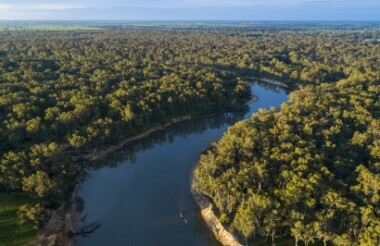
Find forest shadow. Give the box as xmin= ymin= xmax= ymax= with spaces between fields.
xmin=86 ymin=107 xmax=249 ymax=170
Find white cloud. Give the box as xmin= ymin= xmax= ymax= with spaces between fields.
xmin=0 ymin=2 xmax=89 ymax=19
xmin=0 ymin=0 xmax=378 ymax=12
xmin=0 ymin=3 xmax=85 ymax=11
xmin=0 ymin=0 xmax=304 ymax=11
xmin=0 ymin=0 xmax=378 ymax=20
xmin=0 ymin=4 xmax=11 ymax=10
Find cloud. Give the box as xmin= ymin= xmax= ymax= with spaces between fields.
xmin=305 ymin=0 xmax=380 ymax=6
xmin=0 ymin=0 xmax=302 ymax=11
xmin=0 ymin=3 xmax=85 ymax=11
xmin=0 ymin=2 xmax=88 ymax=19
xmin=1 ymin=0 xmax=378 ymax=12
xmin=0 ymin=0 xmax=379 ymax=20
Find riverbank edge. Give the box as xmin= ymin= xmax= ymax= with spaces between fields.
xmin=189 ymin=77 xmax=290 ymax=246
xmin=190 ymin=173 xmax=243 ymax=246
xmin=34 ymin=94 xmax=258 ymax=246
xmin=253 ymin=77 xmax=290 ymax=88
xmin=82 ymin=96 xmax=258 ymax=162
xmin=208 ymin=65 xmax=291 ymax=89
xmin=188 ymin=95 xmax=261 ymax=246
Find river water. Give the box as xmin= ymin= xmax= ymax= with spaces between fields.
xmin=77 ymin=82 xmax=289 ymax=246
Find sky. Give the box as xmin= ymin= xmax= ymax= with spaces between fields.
xmin=0 ymin=0 xmax=379 ymax=21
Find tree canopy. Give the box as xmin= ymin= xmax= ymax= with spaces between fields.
xmin=0 ymin=25 xmax=378 ymax=243
xmin=194 ymin=71 xmax=380 ymax=245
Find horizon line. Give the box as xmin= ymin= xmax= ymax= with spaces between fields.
xmin=1 ymin=19 xmax=380 ymax=22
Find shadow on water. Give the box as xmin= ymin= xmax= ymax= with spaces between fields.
xmin=75 ymin=222 xmax=102 ymax=237
xmin=87 ymin=107 xmax=249 ymax=170
xmin=256 ymin=81 xmax=292 ymax=94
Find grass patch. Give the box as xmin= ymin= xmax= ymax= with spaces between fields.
xmin=0 ymin=193 xmax=37 ymax=246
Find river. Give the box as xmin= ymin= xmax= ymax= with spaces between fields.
xmin=77 ymin=81 xmax=289 ymax=246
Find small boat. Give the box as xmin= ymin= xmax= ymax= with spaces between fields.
xmin=179 ymin=211 xmax=185 ymax=219
xmin=179 ymin=211 xmax=188 ymax=224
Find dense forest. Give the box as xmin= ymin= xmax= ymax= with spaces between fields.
xmin=193 ymin=30 xmax=380 ymax=245
xmin=0 ymin=25 xmax=379 ymax=244
xmin=0 ymin=29 xmax=252 ymax=232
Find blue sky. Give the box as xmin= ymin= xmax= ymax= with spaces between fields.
xmin=0 ymin=0 xmax=379 ymax=20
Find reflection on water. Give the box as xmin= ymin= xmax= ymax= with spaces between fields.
xmin=256 ymin=81 xmax=291 ymax=94
xmin=77 ymin=82 xmax=288 ymax=246
xmin=90 ymin=108 xmax=249 ymax=170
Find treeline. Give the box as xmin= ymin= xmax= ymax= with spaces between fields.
xmin=194 ymin=71 xmax=380 ymax=244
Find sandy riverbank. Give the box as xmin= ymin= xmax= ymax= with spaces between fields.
xmin=82 ymin=95 xmax=258 ymax=162
xmin=83 ymin=115 xmax=193 ymax=162
xmin=191 ymin=174 xmax=243 ymax=246
xmin=187 ymin=93 xmax=261 ymax=246
xmin=189 ymin=76 xmax=292 ymax=246
xmin=253 ymin=77 xmax=290 ymax=88
xmin=209 ymin=66 xmax=291 ymax=89
xmin=187 ymin=96 xmax=260 ymax=246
